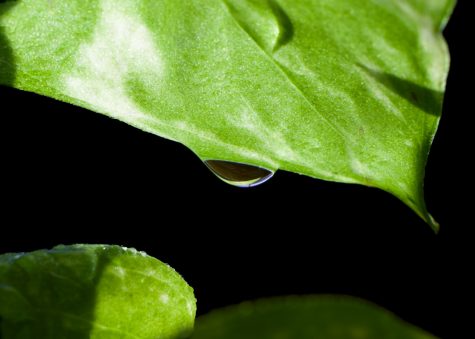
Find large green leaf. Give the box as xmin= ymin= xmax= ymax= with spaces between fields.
xmin=0 ymin=244 xmax=196 ymax=339
xmin=0 ymin=0 xmax=455 ymax=230
xmin=191 ymin=295 xmax=438 ymax=339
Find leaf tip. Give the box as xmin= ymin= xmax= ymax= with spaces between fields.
xmin=426 ymin=213 xmax=440 ymax=234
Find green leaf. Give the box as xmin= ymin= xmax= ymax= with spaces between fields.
xmin=0 ymin=0 xmax=455 ymax=230
xmin=190 ymin=295 xmax=438 ymax=339
xmin=0 ymin=244 xmax=196 ymax=339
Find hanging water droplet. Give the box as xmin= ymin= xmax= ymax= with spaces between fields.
xmin=204 ymin=160 xmax=274 ymax=188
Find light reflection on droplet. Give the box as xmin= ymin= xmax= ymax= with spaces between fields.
xmin=204 ymin=160 xmax=274 ymax=188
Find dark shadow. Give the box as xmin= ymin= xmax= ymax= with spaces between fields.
xmin=0 ymin=0 xmax=18 ymax=86
xmin=268 ymin=0 xmax=294 ymax=52
xmin=359 ymin=64 xmax=443 ymax=117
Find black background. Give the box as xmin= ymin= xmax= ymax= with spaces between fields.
xmin=0 ymin=2 xmax=471 ymax=338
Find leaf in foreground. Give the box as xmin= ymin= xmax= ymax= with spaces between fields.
xmin=191 ymin=295 xmax=437 ymax=339
xmin=0 ymin=244 xmax=196 ymax=339
xmin=0 ymin=0 xmax=455 ymax=230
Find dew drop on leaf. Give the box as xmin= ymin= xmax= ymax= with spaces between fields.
xmin=204 ymin=160 xmax=274 ymax=188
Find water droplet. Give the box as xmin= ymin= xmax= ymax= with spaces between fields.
xmin=204 ymin=160 xmax=274 ymax=188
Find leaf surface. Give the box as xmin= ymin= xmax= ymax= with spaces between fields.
xmin=0 ymin=0 xmax=455 ymax=230
xmin=0 ymin=244 xmax=196 ymax=339
xmin=191 ymin=295 xmax=438 ymax=339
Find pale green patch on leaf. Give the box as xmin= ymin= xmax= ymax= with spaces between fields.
xmin=0 ymin=0 xmax=455 ymax=230
xmin=0 ymin=244 xmax=196 ymax=339
xmin=191 ymin=295 xmax=438 ymax=339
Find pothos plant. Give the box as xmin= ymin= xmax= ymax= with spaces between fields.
xmin=0 ymin=0 xmax=454 ymax=338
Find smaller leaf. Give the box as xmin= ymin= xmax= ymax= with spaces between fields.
xmin=0 ymin=244 xmax=196 ymax=339
xmin=191 ymin=295 xmax=437 ymax=339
